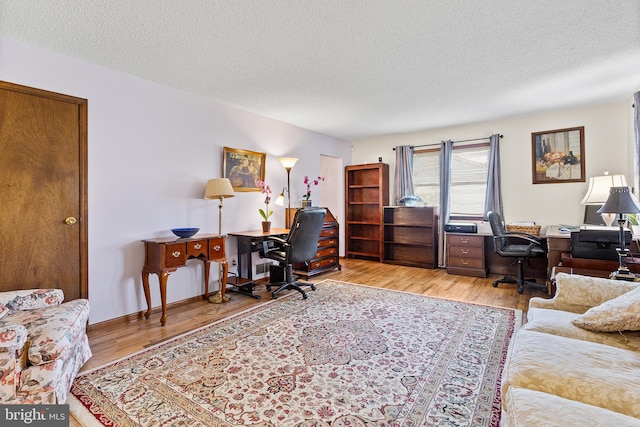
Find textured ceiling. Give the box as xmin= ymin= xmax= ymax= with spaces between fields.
xmin=1 ymin=1 xmax=639 ymax=140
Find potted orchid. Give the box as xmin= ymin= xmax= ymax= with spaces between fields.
xmin=256 ymin=180 xmax=272 ymax=232
xmin=302 ymin=175 xmax=325 ymax=207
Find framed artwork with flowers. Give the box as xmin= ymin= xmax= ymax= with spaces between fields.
xmin=223 ymin=147 xmax=266 ymax=191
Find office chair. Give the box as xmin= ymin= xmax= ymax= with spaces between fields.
xmin=261 ymin=207 xmax=326 ymax=299
xmin=487 ymin=211 xmax=548 ymax=294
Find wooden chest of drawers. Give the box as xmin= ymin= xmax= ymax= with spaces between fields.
xmin=290 ymin=208 xmax=341 ymax=278
xmin=446 ymin=233 xmax=487 ymax=277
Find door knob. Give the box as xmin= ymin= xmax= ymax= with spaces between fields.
xmin=64 ymin=217 xmax=77 ymax=225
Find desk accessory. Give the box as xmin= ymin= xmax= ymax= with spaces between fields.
xmin=171 ymin=227 xmax=199 ymax=238
xmin=597 ymin=186 xmax=640 ymax=281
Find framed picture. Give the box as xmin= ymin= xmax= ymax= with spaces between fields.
xmin=531 ymin=126 xmax=585 ymax=184
xmin=223 ymin=147 xmax=266 ymax=191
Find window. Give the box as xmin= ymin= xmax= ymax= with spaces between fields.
xmin=413 ymin=143 xmax=490 ymax=219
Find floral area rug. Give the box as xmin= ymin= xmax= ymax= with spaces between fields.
xmin=70 ymin=280 xmax=520 ymax=426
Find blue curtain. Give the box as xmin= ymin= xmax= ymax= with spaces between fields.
xmin=438 ymin=140 xmax=453 ymax=266
xmin=634 ymin=92 xmax=640 ymax=197
xmin=394 ymin=145 xmax=415 ymax=204
xmin=484 ymin=134 xmax=504 ymax=219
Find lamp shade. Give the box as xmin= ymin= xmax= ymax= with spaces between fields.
xmin=204 ymin=178 xmax=235 ymax=199
xmin=581 ymin=174 xmax=627 ymax=205
xmin=597 ymin=186 xmax=640 ymax=214
xmin=278 ymin=157 xmax=298 ymax=170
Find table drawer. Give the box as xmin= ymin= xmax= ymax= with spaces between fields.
xmin=187 ymin=239 xmax=208 ymax=258
xmin=165 ymin=243 xmax=187 ymax=268
xmin=208 ymin=237 xmax=225 ymax=259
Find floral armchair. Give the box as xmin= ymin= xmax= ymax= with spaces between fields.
xmin=0 ymin=289 xmax=91 ymax=404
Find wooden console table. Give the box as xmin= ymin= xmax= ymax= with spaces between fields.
xmin=141 ymin=234 xmax=228 ymax=325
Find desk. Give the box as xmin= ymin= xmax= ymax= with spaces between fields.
xmin=141 ymin=234 xmax=228 ymax=326
xmin=228 ymin=229 xmax=289 ymax=280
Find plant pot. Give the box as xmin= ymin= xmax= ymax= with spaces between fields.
xmin=301 ymin=200 xmax=312 ymax=207
xmin=262 ymin=221 xmax=271 ymax=233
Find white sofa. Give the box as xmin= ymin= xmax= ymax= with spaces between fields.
xmin=501 ymin=273 xmax=640 ymax=426
xmin=0 ymin=289 xmax=91 ymax=403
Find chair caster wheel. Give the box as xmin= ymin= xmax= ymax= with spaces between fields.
xmin=302 ymin=293 xmax=309 ymax=299
xmin=272 ymin=292 xmax=278 ymax=299
xmin=492 ymin=281 xmax=499 ymax=288
xmin=266 ymin=285 xmax=272 ymax=291
xmin=310 ymin=284 xmax=317 ymax=291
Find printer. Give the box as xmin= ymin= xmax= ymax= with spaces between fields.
xmin=570 ymin=226 xmax=632 ymax=261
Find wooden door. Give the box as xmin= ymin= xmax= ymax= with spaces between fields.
xmin=0 ymin=81 xmax=88 ymax=300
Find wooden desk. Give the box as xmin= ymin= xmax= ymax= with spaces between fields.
xmin=141 ymin=234 xmax=228 ymax=325
xmin=227 ymin=229 xmax=289 ymax=281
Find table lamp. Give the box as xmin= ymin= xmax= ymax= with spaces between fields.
xmin=204 ymin=178 xmax=235 ymax=236
xmin=581 ymin=173 xmax=627 ymax=226
xmin=277 ymin=157 xmax=298 ymax=228
xmin=597 ymin=186 xmax=640 ymax=281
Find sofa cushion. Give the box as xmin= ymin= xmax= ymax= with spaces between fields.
xmin=0 ymin=289 xmax=64 ymax=311
xmin=572 ymin=286 xmax=640 ymax=332
xmin=0 ymin=299 xmax=90 ymax=366
xmin=502 ymin=329 xmax=640 ymax=418
xmin=502 ymin=386 xmax=640 ymax=427
xmin=526 ymin=307 xmax=640 ymax=352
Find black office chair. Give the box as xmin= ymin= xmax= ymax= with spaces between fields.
xmin=261 ymin=207 xmax=326 ymax=299
xmin=487 ymin=211 xmax=548 ymax=294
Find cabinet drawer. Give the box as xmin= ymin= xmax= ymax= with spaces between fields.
xmin=320 ymin=227 xmax=338 ymax=238
xmin=448 ymin=234 xmax=483 ymax=247
xmin=165 ymin=243 xmax=187 ymax=268
xmin=308 ymin=256 xmax=339 ymax=271
xmin=315 ymin=246 xmax=337 ymax=259
xmin=208 ymin=237 xmax=225 ymax=259
xmin=448 ymin=255 xmax=484 ymax=270
xmin=187 ymin=239 xmax=208 ymax=257
xmin=448 ymin=244 xmax=483 ymax=259
xmin=318 ymin=238 xmax=338 ymax=248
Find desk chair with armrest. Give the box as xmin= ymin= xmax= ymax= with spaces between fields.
xmin=487 ymin=211 xmax=548 ymax=294
xmin=261 ymin=207 xmax=326 ymax=299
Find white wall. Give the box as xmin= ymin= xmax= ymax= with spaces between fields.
xmin=0 ymin=36 xmax=351 ymax=325
xmin=352 ymin=101 xmax=635 ymax=228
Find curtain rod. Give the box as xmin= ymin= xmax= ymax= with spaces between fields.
xmin=392 ymin=134 xmax=503 ymax=150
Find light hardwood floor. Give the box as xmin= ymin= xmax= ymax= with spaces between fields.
xmin=82 ymin=258 xmax=547 ymax=372
xmin=71 ymin=258 xmax=548 ymax=425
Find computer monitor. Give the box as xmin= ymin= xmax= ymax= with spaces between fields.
xmin=583 ymin=205 xmax=606 ymax=226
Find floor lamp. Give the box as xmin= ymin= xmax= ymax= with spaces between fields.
xmin=597 ymin=186 xmax=640 ymax=281
xmin=203 ymin=178 xmax=235 ymax=237
xmin=277 ymin=157 xmax=298 ymax=229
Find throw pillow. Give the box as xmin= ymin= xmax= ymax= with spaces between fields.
xmin=572 ymin=286 xmax=640 ymax=332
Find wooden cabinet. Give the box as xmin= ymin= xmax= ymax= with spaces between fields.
xmin=345 ymin=163 xmax=389 ymax=261
xmin=446 ymin=233 xmax=487 ymax=277
xmin=289 ymin=208 xmax=341 ymax=278
xmin=383 ymin=206 xmax=438 ymax=268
